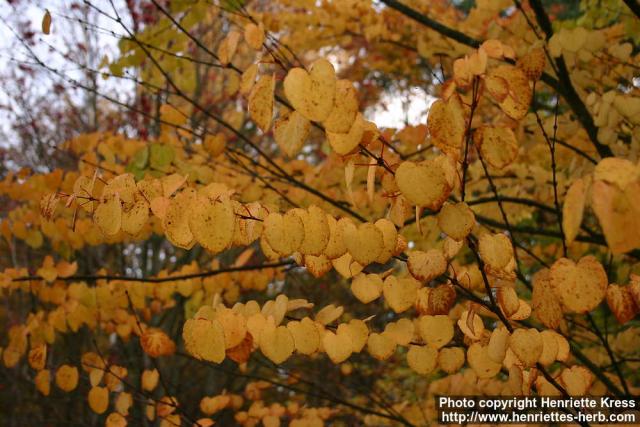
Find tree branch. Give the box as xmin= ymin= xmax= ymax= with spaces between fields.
xmin=527 ymin=0 xmax=613 ymax=158
xmin=381 ymin=0 xmax=613 ymax=159
xmin=622 ymin=0 xmax=640 ymax=19
xmin=379 ymin=0 xmax=481 ymax=48
xmin=11 ymin=260 xmax=295 ymax=283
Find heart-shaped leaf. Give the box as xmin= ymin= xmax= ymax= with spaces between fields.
xmin=284 ymin=59 xmax=336 ymax=122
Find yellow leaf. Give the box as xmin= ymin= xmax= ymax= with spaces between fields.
xmin=94 ymin=193 xmax=122 ymax=236
xmin=248 ymin=74 xmax=275 ymax=132
xmin=532 ymin=269 xmax=563 ymax=329
xmin=407 ymin=249 xmax=447 ymax=282
xmin=326 ymin=112 xmax=365 ymax=155
xmin=37 ymin=255 xmax=57 ymax=283
xmin=367 ymin=332 xmax=396 ymax=361
xmin=478 ymin=232 xmax=513 ymax=270
xmin=443 ymin=236 xmax=463 ymax=259
xmin=189 ymin=196 xmax=235 ymax=254
xmin=240 ymin=64 xmax=259 ymax=95
xmin=366 ymin=158 xmax=376 ymax=203
xmin=214 ymin=307 xmax=247 ymax=349
xmin=374 ymin=219 xmax=398 ymax=264
xmin=73 ymin=175 xmax=96 ymax=212
xmin=351 ymin=273 xmax=383 ymax=304
xmin=287 ymin=317 xmax=320 ymax=355
xmin=562 ymin=177 xmax=587 ymax=245
xmin=384 ymin=318 xmax=414 ymax=346
xmin=437 ymin=202 xmax=475 ymax=241
xmin=246 ymin=312 xmax=268 ymax=344
xmin=164 ymin=188 xmax=197 ymax=249
xmin=457 ymin=309 xmax=484 ymax=340
xmin=200 ymin=395 xmax=230 ymax=415
xmin=55 ymin=364 xmax=79 ymax=392
xmin=106 ymin=413 xmax=127 ymax=427
xmin=56 ymin=260 xmax=78 ymax=278
xmin=140 ymin=328 xmax=176 ymax=358
xmin=539 ymin=330 xmax=559 ymax=366
xmin=233 ymin=202 xmax=265 ymax=246
xmin=40 ymin=192 xmax=59 ymax=221
xmin=557 ymin=27 xmax=589 ymax=53
xmin=324 ymin=216 xmax=348 ymax=259
xmin=323 ymin=329 xmax=353 ymax=363
xmin=487 ymin=326 xmax=509 ymax=363
xmin=509 ymin=328 xmax=542 ymax=367
xmin=480 ymin=39 xmax=505 ymax=58
xmin=427 ymin=95 xmax=466 ymax=159
xmin=497 ymin=286 xmax=520 ymax=318
xmin=407 ymin=345 xmax=437 ymax=375
xmin=284 ymin=58 xmax=336 ymax=122
xmin=28 ymin=344 xmax=47 ymax=370
xmin=121 ymin=199 xmax=149 ymax=235
xmin=343 ymin=319 xmax=369 ymax=353
xmin=263 ymin=211 xmax=304 ymax=255
xmin=476 ymin=126 xmax=519 ymax=169
xmin=244 ymin=23 xmax=265 ymax=50
xmin=304 ymin=254 xmax=332 ymax=278
xmin=35 ymin=369 xmax=51 ymax=395
xmin=606 ymin=284 xmax=638 ymax=324
xmin=150 ymin=197 xmax=170 ymax=220
xmin=550 ymin=256 xmax=607 ymax=313
xmin=259 ymin=323 xmax=294 ymax=364
xmin=141 ymin=369 xmax=159 ymax=392
xmin=161 ymin=173 xmax=187 ymax=198
xmin=517 ymin=47 xmax=546 ymax=81
xmin=322 ymin=80 xmax=359 ymax=133
xmin=343 ymin=221 xmax=384 ymax=266
xmin=294 ymin=206 xmax=330 ymax=256
xmin=218 ymin=31 xmax=242 ymax=65
xmin=591 ymin=179 xmax=640 ymax=254
xmin=273 ymin=110 xmax=311 ymax=158
xmin=560 ymin=366 xmax=594 ymax=396
xmin=438 ymin=347 xmax=465 ymax=374
xmin=137 ymin=177 xmax=162 ymax=201
xmin=416 ymin=283 xmax=456 ymax=315
xmin=104 ymin=365 xmax=127 ymax=391
xmin=315 ymin=304 xmax=344 ymax=325
xmin=160 ymin=104 xmax=186 ymax=126
xmin=157 ymin=396 xmax=178 ymax=418
xmin=113 ymin=392 xmax=132 ymax=416
xmin=484 ymin=74 xmax=509 ymax=102
xmin=183 ymin=318 xmax=226 ymax=363
xmin=467 ymin=343 xmax=501 ymax=379
xmin=594 ymin=158 xmax=640 ymax=189
xmin=395 ymin=156 xmax=455 ymax=209
xmin=487 ymin=65 xmax=532 ymax=120
xmin=382 ymin=276 xmax=420 ymax=313
xmin=417 ymin=315 xmax=453 ymax=349
xmin=88 ymin=386 xmax=109 ymax=414
xmin=344 ymin=160 xmax=357 ymax=207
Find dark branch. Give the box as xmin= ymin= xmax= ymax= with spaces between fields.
xmin=11 ymin=260 xmax=295 ymax=283
xmin=622 ymin=0 xmax=640 ymax=19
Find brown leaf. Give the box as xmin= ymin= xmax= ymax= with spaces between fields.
xmin=226 ymin=332 xmax=253 ymax=364
xmin=606 ymin=284 xmax=639 ymax=324
xmin=42 ymin=10 xmax=51 ymax=34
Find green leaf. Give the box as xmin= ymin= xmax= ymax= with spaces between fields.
xmin=222 ymin=0 xmax=245 ymax=12
xmin=125 ymin=163 xmax=145 ymax=181
xmin=132 ymin=146 xmax=150 ymax=169
xmin=150 ymin=143 xmax=174 ymax=171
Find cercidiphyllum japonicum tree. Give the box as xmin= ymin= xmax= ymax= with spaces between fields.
xmin=1 ymin=0 xmax=640 ymax=425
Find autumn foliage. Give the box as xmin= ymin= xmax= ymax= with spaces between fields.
xmin=1 ymin=0 xmax=640 ymax=426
